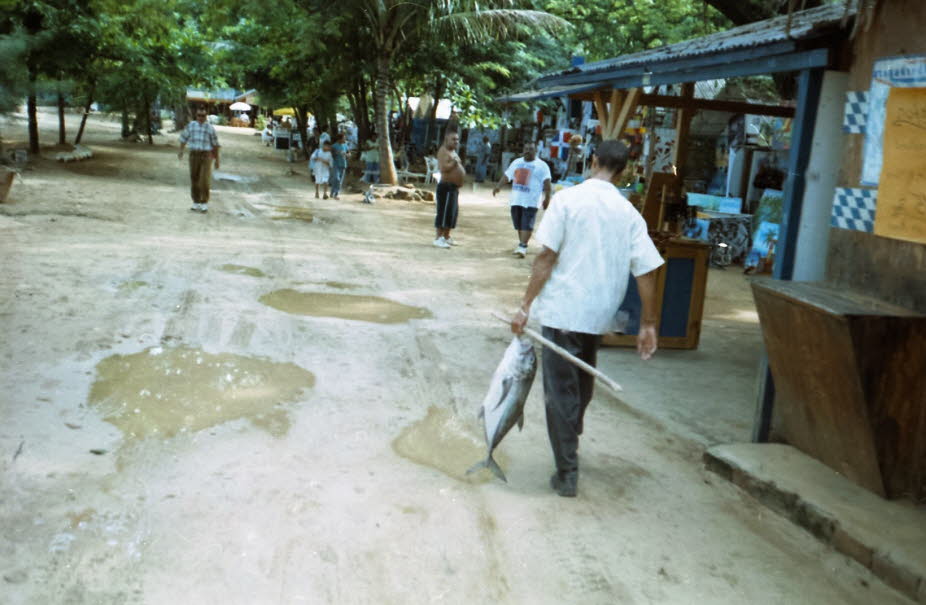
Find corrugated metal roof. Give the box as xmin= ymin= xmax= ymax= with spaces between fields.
xmin=537 ymin=3 xmax=855 ymax=85
xmin=495 ymin=82 xmax=609 ymax=104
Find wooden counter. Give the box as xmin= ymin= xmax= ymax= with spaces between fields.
xmin=752 ymin=279 xmax=926 ymax=501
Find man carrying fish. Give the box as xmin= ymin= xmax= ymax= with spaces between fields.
xmin=510 ymin=139 xmax=663 ymax=497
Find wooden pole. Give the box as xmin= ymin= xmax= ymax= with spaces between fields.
xmin=594 ymin=91 xmax=609 ymax=135
xmin=612 ymin=87 xmax=641 ymax=139
xmin=492 ymin=313 xmax=623 ymax=394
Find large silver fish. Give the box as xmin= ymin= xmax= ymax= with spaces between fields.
xmin=467 ymin=335 xmax=537 ymax=482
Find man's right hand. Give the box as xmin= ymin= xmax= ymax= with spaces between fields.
xmin=510 ymin=308 xmax=528 ymax=335
xmin=637 ymin=323 xmax=658 ymax=360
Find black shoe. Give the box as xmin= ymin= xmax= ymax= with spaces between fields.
xmin=550 ymin=472 xmax=577 ymax=497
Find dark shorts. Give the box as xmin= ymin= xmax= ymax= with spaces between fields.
xmin=435 ymin=182 xmax=459 ymax=229
xmin=510 ymin=205 xmax=539 ymax=231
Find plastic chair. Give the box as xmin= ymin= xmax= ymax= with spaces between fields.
xmin=424 ymin=156 xmax=440 ymax=184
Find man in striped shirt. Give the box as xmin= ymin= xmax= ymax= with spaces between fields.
xmin=178 ymin=107 xmax=220 ymax=213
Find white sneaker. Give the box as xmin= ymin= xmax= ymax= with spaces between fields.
xmin=433 ymin=237 xmax=451 ymax=249
xmin=513 ymin=244 xmax=527 ymax=257
xmin=445 ymin=237 xmax=458 ymax=246
xmin=198 ymin=203 xmax=208 ymax=213
xmin=190 ymin=203 xmax=198 ymax=212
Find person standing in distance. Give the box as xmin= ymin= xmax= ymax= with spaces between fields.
xmin=178 ymin=106 xmax=220 ymax=213
xmin=434 ymin=130 xmax=465 ymax=248
xmin=510 ymin=140 xmax=664 ymax=498
xmin=492 ymin=142 xmax=551 ymax=257
xmin=474 ymin=135 xmax=492 ymax=183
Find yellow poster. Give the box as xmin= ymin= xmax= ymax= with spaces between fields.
xmin=875 ymin=87 xmax=926 ymax=244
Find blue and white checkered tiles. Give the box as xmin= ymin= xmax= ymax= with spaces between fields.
xmin=843 ymin=91 xmax=868 ymax=134
xmin=831 ymin=188 xmax=877 ymax=232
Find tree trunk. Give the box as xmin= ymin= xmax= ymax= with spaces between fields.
xmin=347 ymin=88 xmax=366 ymax=148
xmin=57 ymin=87 xmax=66 ymax=145
xmin=75 ymin=83 xmax=95 ymax=145
xmin=426 ymin=78 xmax=445 ymax=152
xmin=295 ymin=104 xmax=310 ymax=160
xmin=121 ymin=107 xmax=130 ymax=138
xmin=27 ymin=65 xmax=39 ymax=154
xmin=174 ymin=99 xmax=190 ymax=132
xmin=375 ymin=56 xmax=397 ymax=185
xmin=144 ymin=96 xmax=153 ymax=145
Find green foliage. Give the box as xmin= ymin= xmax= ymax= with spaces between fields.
xmin=0 ymin=0 xmax=787 ymax=153
xmin=542 ymin=0 xmax=731 ymax=61
xmin=0 ymin=28 xmax=28 ymax=113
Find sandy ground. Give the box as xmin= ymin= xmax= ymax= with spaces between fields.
xmin=0 ymin=110 xmax=913 ymax=604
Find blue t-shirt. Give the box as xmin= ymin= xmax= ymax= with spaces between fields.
xmin=331 ymin=143 xmax=348 ymax=168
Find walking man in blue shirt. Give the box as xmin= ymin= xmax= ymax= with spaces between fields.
xmin=178 ymin=107 xmax=220 ymax=213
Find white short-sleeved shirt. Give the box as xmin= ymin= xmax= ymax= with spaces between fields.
xmin=504 ymin=158 xmax=551 ymax=208
xmin=532 ymin=178 xmax=664 ymax=334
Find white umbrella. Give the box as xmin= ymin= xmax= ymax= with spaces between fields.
xmin=230 ymin=101 xmax=251 ymax=111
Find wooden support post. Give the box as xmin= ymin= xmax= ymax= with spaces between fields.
xmin=594 ymin=90 xmax=609 ymax=133
xmin=611 ymin=87 xmax=641 ymax=139
xmin=753 ymin=67 xmax=824 ymax=443
xmin=669 ymin=82 xmax=696 ymax=223
xmin=607 ymin=89 xmax=625 ymax=138
xmin=672 ymin=82 xmax=695 ymax=174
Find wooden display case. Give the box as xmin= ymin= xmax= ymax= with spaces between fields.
xmin=602 ymin=238 xmax=710 ymax=350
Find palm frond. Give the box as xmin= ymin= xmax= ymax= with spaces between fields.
xmin=435 ymin=9 xmax=572 ymax=46
xmin=472 ymin=61 xmax=511 ymax=78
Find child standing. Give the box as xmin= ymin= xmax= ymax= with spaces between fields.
xmin=310 ymin=141 xmax=333 ymax=199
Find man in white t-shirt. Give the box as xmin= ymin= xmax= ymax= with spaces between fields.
xmin=492 ymin=142 xmax=552 ymax=257
xmin=510 ymin=140 xmax=664 ymax=497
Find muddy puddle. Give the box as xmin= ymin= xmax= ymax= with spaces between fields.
xmin=118 ymin=280 xmax=148 ymax=292
xmin=259 ymin=289 xmax=431 ymax=324
xmin=392 ymin=406 xmax=503 ymax=484
xmin=88 ymin=347 xmax=315 ymax=441
xmin=220 ymin=264 xmax=266 ymax=278
xmin=270 ymin=206 xmax=315 ymax=223
xmin=321 ymin=281 xmax=357 ymax=290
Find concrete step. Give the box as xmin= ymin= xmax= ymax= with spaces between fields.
xmin=705 ymin=443 xmax=926 ymax=604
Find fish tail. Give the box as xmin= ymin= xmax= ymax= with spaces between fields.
xmin=465 ymin=455 xmax=508 ymax=483
xmin=487 ymin=455 xmax=507 ymax=482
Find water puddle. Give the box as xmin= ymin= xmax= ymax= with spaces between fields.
xmin=322 ymin=281 xmax=357 ymax=290
xmin=118 ymin=280 xmax=148 ymax=292
xmin=259 ymin=289 xmax=431 ymax=324
xmin=392 ymin=406 xmax=501 ymax=483
xmin=87 ymin=347 xmax=315 ymax=441
xmin=270 ymin=206 xmax=315 ymax=223
xmin=220 ymin=264 xmax=266 ymax=278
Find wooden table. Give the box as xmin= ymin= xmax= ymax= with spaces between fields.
xmin=752 ymin=280 xmax=926 ymax=502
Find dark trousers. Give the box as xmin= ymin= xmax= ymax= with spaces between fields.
xmin=435 ymin=182 xmax=459 ymax=229
xmin=542 ymin=326 xmax=599 ymax=477
xmin=329 ymin=165 xmax=345 ymax=196
xmin=188 ymin=151 xmax=213 ymax=204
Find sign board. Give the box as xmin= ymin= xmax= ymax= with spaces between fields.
xmin=874 ymin=87 xmax=926 ymax=244
xmin=862 ymin=55 xmax=926 ymax=186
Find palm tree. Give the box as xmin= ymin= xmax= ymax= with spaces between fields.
xmin=353 ymin=1 xmax=571 ymax=185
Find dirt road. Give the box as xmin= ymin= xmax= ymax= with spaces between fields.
xmin=0 ymin=112 xmax=911 ymax=604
